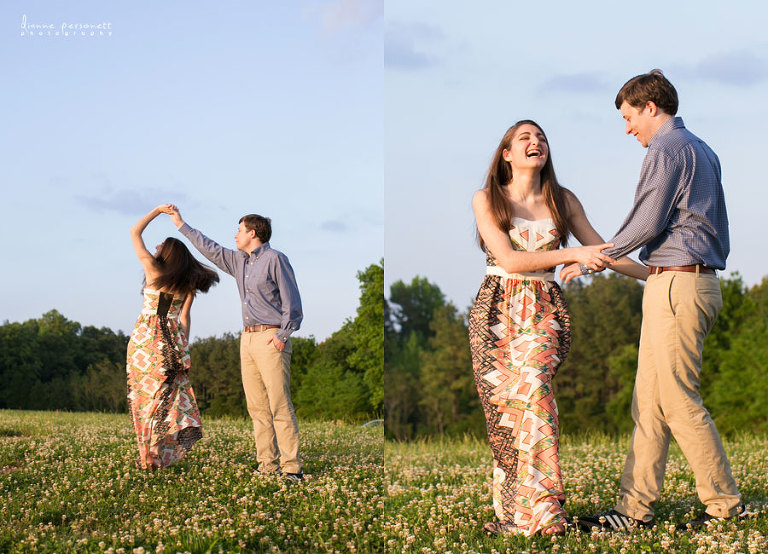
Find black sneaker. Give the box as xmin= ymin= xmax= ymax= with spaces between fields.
xmin=576 ymin=509 xmax=653 ymax=532
xmin=285 ymin=472 xmax=304 ymax=483
xmin=684 ymin=504 xmax=750 ymax=530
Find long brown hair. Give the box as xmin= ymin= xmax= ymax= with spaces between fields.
xmin=478 ymin=120 xmax=570 ymax=251
xmin=149 ymin=237 xmax=220 ymax=294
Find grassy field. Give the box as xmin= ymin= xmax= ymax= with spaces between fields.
xmin=0 ymin=410 xmax=383 ymax=553
xmin=385 ymin=433 xmax=768 ymax=553
xmin=4 ymin=411 xmax=767 ymax=553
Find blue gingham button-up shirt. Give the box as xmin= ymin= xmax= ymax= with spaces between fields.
xmin=603 ymin=117 xmax=730 ymax=270
xmin=179 ymin=223 xmax=303 ymax=342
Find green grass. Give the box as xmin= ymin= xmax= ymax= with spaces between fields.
xmin=0 ymin=410 xmax=383 ymax=553
xmin=385 ymin=432 xmax=768 ymax=553
xmin=4 ymin=411 xmax=767 ymax=553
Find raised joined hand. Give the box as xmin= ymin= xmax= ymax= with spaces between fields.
xmin=165 ymin=204 xmax=184 ymax=227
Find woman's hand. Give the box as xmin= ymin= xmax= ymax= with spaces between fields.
xmin=570 ymin=243 xmax=616 ymax=271
xmin=560 ymin=262 xmax=583 ymax=284
xmin=157 ymin=203 xmax=177 ymax=215
xmin=168 ymin=205 xmax=184 ymax=228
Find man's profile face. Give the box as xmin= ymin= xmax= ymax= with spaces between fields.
xmin=620 ymin=101 xmax=656 ymax=148
xmin=235 ymin=222 xmax=257 ymax=252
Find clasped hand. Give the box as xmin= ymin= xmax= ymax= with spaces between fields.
xmin=560 ymin=243 xmax=615 ymax=284
xmin=156 ymin=204 xmax=183 ymax=227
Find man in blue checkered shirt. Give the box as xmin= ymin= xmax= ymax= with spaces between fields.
xmin=566 ymin=70 xmax=747 ymax=532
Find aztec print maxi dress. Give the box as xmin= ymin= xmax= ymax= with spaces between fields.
xmin=468 ymin=217 xmax=572 ymax=536
xmin=127 ymin=288 xmax=202 ymax=469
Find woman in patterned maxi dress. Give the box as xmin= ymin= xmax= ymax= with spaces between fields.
xmin=469 ymin=121 xmax=648 ymax=536
xmin=127 ymin=204 xmax=219 ymax=470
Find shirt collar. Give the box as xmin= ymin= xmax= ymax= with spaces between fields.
xmin=247 ymin=242 xmax=270 ymax=258
xmin=649 ymin=116 xmax=684 ymax=146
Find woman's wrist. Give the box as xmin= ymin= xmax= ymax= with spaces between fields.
xmin=563 ymin=246 xmax=581 ymax=265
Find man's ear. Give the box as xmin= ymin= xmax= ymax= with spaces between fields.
xmin=646 ymin=101 xmax=659 ymax=117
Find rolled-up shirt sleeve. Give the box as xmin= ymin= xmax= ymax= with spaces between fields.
xmin=179 ymin=223 xmax=238 ymax=276
xmin=273 ymin=254 xmax=303 ymax=342
xmin=603 ymin=149 xmax=681 ymax=261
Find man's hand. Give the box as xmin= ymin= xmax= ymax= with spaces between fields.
xmin=267 ymin=335 xmax=285 ymax=352
xmin=167 ymin=204 xmax=184 ymax=228
xmin=572 ymin=243 xmax=615 ymax=271
xmin=560 ymin=262 xmax=605 ymax=284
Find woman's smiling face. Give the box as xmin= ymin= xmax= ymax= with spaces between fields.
xmin=502 ymin=123 xmax=549 ymax=172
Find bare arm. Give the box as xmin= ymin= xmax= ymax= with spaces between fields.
xmin=130 ymin=204 xmax=176 ymax=282
xmin=561 ymin=192 xmax=648 ymax=283
xmin=179 ymin=293 xmax=194 ymax=338
xmin=473 ymin=190 xmax=615 ymax=273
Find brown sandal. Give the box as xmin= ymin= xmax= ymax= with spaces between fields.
xmin=483 ymin=520 xmax=520 ymax=536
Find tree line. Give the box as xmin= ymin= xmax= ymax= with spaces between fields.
xmin=385 ymin=272 xmax=768 ymax=440
xmin=0 ymin=261 xmax=384 ymax=422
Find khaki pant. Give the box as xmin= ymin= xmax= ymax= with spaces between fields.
xmin=240 ymin=328 xmax=301 ymax=474
xmin=615 ymin=271 xmax=740 ymax=521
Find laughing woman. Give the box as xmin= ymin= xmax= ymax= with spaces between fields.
xmin=127 ymin=204 xmax=219 ymax=470
xmin=469 ymin=121 xmax=646 ymax=536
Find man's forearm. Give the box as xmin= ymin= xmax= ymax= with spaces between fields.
xmin=178 ymin=223 xmax=235 ymax=275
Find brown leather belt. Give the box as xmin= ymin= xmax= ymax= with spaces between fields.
xmin=244 ymin=324 xmax=280 ymax=332
xmin=647 ymin=265 xmax=715 ymax=275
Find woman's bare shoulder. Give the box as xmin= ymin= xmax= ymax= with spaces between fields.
xmin=472 ymin=188 xmax=490 ymax=207
xmin=561 ymin=187 xmax=585 ymax=215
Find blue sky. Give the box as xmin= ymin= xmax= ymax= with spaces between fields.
xmin=2 ymin=1 xmax=766 ymax=340
xmin=0 ymin=1 xmax=383 ymax=341
xmin=386 ymin=1 xmax=768 ymax=310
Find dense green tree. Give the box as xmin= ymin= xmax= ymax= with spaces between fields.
xmin=603 ymin=344 xmax=639 ymax=434
xmin=385 ymin=276 xmax=459 ymax=440
xmin=348 ymin=260 xmax=385 ymax=412
xmin=4 ymin=266 xmax=766 ymax=433
xmin=709 ymin=277 xmax=768 ymax=434
xmin=189 ymin=333 xmax=245 ymax=417
xmin=556 ymin=273 xmax=644 ymax=434
xmin=76 ymin=325 xmax=129 ymax=370
xmin=389 ymin=277 xmax=445 ymax=343
xmin=296 ymin=323 xmax=370 ymax=420
xmin=27 ymin=376 xmax=73 ymax=411
xmin=0 ymin=261 xmax=383 ymax=419
xmin=417 ymin=303 xmax=481 ymax=437
xmin=0 ymin=311 xmax=128 ymax=411
xmin=290 ymin=336 xmax=318 ymax=399
xmin=0 ymin=320 xmax=43 ymax=409
xmin=382 ymin=271 xmax=768 ymax=441
xmin=293 ymin=261 xmax=384 ymax=421
xmin=385 ymin=332 xmax=423 ymax=440
xmin=69 ymin=360 xmax=127 ymax=413
xmin=36 ymin=310 xmax=81 ymax=384
xmin=700 ymin=273 xmax=754 ymax=397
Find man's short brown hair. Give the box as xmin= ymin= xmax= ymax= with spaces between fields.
xmin=239 ymin=214 xmax=272 ymax=243
xmin=615 ymin=69 xmax=679 ymax=116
